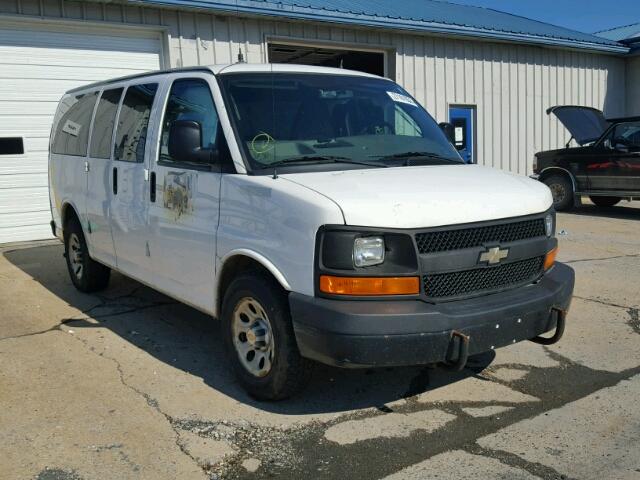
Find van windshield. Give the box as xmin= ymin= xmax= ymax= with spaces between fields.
xmin=218 ymin=72 xmax=463 ymax=173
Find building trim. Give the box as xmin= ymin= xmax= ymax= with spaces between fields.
xmin=128 ymin=0 xmax=629 ymax=54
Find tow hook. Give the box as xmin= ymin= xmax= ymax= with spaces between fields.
xmin=530 ymin=307 xmax=566 ymax=345
xmin=441 ymin=330 xmax=470 ymax=371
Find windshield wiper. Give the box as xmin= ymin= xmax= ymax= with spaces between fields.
xmin=372 ymin=151 xmax=461 ymax=165
xmin=268 ymin=155 xmax=387 ymax=169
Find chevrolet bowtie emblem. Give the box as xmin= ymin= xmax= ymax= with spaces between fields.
xmin=479 ymin=246 xmax=509 ymax=265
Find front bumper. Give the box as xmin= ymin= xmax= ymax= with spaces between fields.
xmin=289 ymin=262 xmax=574 ymax=368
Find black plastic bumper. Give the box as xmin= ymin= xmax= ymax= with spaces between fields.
xmin=289 ymin=262 xmax=575 ymax=368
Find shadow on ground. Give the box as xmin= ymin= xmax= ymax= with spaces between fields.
xmin=567 ymin=201 xmax=640 ymax=221
xmin=4 ymin=243 xmax=495 ymax=416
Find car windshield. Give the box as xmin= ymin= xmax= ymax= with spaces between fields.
xmin=218 ymin=72 xmax=463 ymax=172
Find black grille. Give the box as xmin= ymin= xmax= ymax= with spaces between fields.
xmin=415 ymin=218 xmax=546 ymax=254
xmin=423 ymin=256 xmax=545 ymax=299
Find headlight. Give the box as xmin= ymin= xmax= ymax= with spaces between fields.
xmin=545 ymin=213 xmax=554 ymax=237
xmin=353 ymin=236 xmax=385 ymax=267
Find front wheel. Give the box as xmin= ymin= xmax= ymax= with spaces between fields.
xmin=589 ymin=196 xmax=621 ymax=207
xmin=543 ymin=174 xmax=574 ymax=211
xmin=221 ymin=272 xmax=312 ymax=401
xmin=64 ymin=217 xmax=110 ymax=292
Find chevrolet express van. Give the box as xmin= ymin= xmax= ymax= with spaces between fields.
xmin=49 ymin=64 xmax=574 ymax=400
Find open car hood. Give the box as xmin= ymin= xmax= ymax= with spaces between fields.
xmin=547 ymin=106 xmax=609 ymax=146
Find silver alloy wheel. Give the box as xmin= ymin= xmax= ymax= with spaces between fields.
xmin=68 ymin=233 xmax=84 ymax=280
xmin=232 ymin=297 xmax=274 ymax=378
xmin=549 ymin=182 xmax=566 ymax=204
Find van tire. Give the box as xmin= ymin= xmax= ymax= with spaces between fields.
xmin=221 ymin=271 xmax=312 ymax=400
xmin=64 ymin=217 xmax=110 ymax=293
xmin=543 ymin=174 xmax=574 ymax=211
xmin=589 ymin=196 xmax=620 ymax=207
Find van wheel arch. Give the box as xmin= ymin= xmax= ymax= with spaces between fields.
xmin=61 ymin=202 xmax=84 ymax=236
xmin=216 ymin=255 xmax=287 ymax=319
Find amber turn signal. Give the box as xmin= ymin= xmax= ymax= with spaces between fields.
xmin=544 ymin=246 xmax=557 ymax=271
xmin=319 ymin=275 xmax=420 ymax=296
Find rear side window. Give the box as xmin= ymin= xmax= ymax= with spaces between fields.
xmin=90 ymin=88 xmax=124 ymax=159
xmin=114 ymin=83 xmax=158 ymax=162
xmin=51 ymin=92 xmax=98 ymax=156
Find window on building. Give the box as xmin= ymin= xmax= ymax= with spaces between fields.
xmin=114 ymin=83 xmax=158 ymax=163
xmin=0 ymin=137 xmax=24 ymax=155
xmin=90 ymin=88 xmax=124 ymax=159
xmin=51 ymin=92 xmax=98 ymax=156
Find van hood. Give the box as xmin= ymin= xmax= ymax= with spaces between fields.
xmin=281 ymin=165 xmax=552 ymax=229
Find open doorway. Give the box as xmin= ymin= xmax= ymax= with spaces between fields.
xmin=267 ymin=42 xmax=386 ymax=77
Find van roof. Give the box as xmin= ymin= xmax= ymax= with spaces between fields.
xmin=65 ymin=63 xmax=382 ymax=94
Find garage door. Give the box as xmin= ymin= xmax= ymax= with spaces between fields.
xmin=0 ymin=24 xmax=162 ymax=243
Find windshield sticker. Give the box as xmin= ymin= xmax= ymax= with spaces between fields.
xmin=250 ymin=132 xmax=275 ymax=160
xmin=387 ymin=91 xmax=418 ymax=107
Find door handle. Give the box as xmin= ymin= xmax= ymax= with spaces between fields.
xmin=112 ymin=167 xmax=118 ymax=195
xmin=150 ymin=171 xmax=156 ymax=203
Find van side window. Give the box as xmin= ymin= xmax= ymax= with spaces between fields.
xmin=159 ymin=78 xmax=223 ymax=165
xmin=90 ymin=88 xmax=124 ymax=159
xmin=114 ymin=83 xmax=158 ymax=163
xmin=51 ymin=92 xmax=98 ymax=156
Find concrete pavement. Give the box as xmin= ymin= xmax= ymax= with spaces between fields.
xmin=1 ymin=200 xmax=639 ymax=479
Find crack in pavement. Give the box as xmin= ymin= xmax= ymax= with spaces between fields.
xmin=627 ymin=307 xmax=640 ymax=335
xmin=573 ymin=296 xmax=640 ymax=336
xmin=464 ymin=444 xmax=574 ymax=480
xmin=63 ymin=325 xmax=207 ymax=477
xmin=573 ymin=295 xmax=633 ymax=310
xmin=0 ymin=322 xmax=71 ymax=341
xmin=0 ymin=293 xmax=177 ymax=342
xmin=563 ymin=253 xmax=640 ymax=265
xmin=218 ymin=349 xmax=640 ymax=480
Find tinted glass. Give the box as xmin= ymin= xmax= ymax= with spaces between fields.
xmin=114 ymin=83 xmax=157 ymax=162
xmin=218 ymin=73 xmax=461 ymax=172
xmin=613 ymin=121 xmax=640 ymax=150
xmin=160 ymin=78 xmax=220 ymax=163
xmin=51 ymin=92 xmax=98 ymax=156
xmin=90 ymin=88 xmax=123 ymax=159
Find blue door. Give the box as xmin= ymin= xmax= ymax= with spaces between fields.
xmin=449 ymin=106 xmax=476 ymax=163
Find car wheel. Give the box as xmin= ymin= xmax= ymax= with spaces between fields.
xmin=543 ymin=175 xmax=574 ymax=211
xmin=589 ymin=196 xmax=621 ymax=207
xmin=64 ymin=216 xmax=110 ymax=292
xmin=222 ymin=271 xmax=312 ymax=400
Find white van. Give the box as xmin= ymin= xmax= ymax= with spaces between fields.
xmin=49 ymin=64 xmax=574 ymax=400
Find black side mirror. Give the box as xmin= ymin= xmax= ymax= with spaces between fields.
xmin=168 ymin=120 xmax=217 ymax=164
xmin=439 ymin=122 xmax=455 ymax=145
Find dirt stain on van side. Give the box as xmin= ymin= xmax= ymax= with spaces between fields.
xmin=162 ymin=171 xmax=196 ymax=221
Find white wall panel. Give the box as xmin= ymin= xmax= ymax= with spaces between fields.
xmin=0 ymin=14 xmax=162 ymax=242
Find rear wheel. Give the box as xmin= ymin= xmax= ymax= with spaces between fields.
xmin=64 ymin=216 xmax=110 ymax=292
xmin=222 ymin=271 xmax=312 ymax=400
xmin=543 ymin=174 xmax=574 ymax=211
xmin=589 ymin=196 xmax=621 ymax=207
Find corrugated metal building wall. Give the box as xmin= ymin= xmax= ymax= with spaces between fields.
xmin=0 ymin=0 xmax=627 ymax=177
